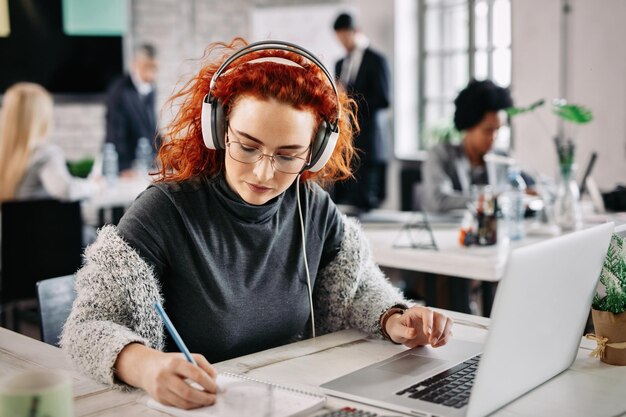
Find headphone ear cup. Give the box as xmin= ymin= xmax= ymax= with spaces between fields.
xmin=305 ymin=120 xmax=339 ymax=173
xmin=212 ymin=98 xmax=226 ymax=149
xmin=201 ymin=94 xmax=226 ymax=149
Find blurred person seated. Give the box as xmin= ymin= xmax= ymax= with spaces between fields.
xmin=0 ymin=83 xmax=102 ymax=252
xmin=421 ymin=79 xmax=514 ymax=213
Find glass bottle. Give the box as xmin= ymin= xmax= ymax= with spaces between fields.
xmin=553 ymin=164 xmax=582 ymax=231
xmin=102 ymin=142 xmax=119 ymax=185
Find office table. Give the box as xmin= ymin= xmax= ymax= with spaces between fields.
xmin=81 ymin=177 xmax=150 ymax=226
xmin=362 ymin=219 xmax=549 ymax=283
xmin=2 ymin=310 xmax=625 ymax=416
xmin=360 ymin=211 xmax=582 ymax=315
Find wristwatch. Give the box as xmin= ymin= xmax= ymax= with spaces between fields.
xmin=378 ymin=304 xmax=408 ymax=344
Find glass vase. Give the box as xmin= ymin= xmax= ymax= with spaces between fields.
xmin=553 ymin=164 xmax=582 ymax=231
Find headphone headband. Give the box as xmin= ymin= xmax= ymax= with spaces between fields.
xmin=209 ymin=40 xmax=341 ymax=122
xmin=202 ymin=40 xmax=342 ymax=173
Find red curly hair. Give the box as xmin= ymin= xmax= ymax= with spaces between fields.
xmin=157 ymin=38 xmax=358 ymax=186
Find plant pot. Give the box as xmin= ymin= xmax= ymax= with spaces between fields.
xmin=591 ymin=309 xmax=626 ymax=365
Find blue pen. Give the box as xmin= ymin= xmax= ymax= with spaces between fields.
xmin=154 ymin=301 xmax=197 ymax=366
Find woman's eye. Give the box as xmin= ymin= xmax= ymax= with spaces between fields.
xmin=239 ymin=143 xmax=258 ymax=153
xmin=276 ymin=154 xmax=296 ymax=162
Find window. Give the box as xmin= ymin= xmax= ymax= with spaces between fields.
xmin=394 ymin=0 xmax=511 ymax=158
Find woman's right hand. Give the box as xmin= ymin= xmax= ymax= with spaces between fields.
xmin=114 ymin=343 xmax=218 ymax=409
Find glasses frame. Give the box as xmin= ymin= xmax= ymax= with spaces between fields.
xmin=225 ymin=126 xmax=311 ymax=174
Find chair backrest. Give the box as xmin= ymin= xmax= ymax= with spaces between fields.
xmin=37 ymin=275 xmax=77 ymax=346
xmin=1 ymin=199 xmax=83 ymax=304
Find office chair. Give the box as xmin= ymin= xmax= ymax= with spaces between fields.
xmin=1 ymin=199 xmax=83 ymax=331
xmin=36 ymin=275 xmax=76 ymax=346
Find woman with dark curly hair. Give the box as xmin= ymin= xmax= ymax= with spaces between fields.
xmin=62 ymin=39 xmax=453 ymax=409
xmin=422 ymin=79 xmax=513 ymax=213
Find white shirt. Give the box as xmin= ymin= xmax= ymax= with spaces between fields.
xmin=130 ymin=71 xmax=153 ymax=96
xmin=15 ymin=143 xmax=99 ymax=201
xmin=340 ymin=34 xmax=370 ymax=86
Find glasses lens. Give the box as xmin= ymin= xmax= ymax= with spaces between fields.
xmin=227 ymin=141 xmax=308 ymax=174
xmin=273 ymin=154 xmax=307 ymax=174
xmin=228 ymin=142 xmax=261 ymax=163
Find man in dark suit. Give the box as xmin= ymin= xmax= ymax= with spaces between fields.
xmin=333 ymin=12 xmax=391 ymax=211
xmin=105 ymin=44 xmax=159 ymax=175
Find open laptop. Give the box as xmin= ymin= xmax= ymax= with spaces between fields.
xmin=321 ymin=222 xmax=614 ymax=417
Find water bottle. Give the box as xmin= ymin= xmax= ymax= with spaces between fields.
xmin=134 ymin=137 xmax=153 ymax=176
xmin=503 ymin=166 xmax=527 ymax=240
xmin=102 ymin=142 xmax=119 ymax=185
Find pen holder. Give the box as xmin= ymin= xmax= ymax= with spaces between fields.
xmin=460 ymin=186 xmax=498 ymax=247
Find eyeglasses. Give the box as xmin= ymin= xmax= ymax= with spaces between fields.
xmin=226 ymin=127 xmax=310 ymax=174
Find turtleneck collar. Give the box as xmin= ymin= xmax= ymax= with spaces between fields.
xmin=210 ymin=174 xmax=285 ymax=224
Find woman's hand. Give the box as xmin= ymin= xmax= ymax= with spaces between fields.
xmin=114 ymin=343 xmax=218 ymax=409
xmin=385 ymin=306 xmax=453 ymax=348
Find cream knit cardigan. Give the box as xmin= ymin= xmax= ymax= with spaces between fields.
xmin=61 ymin=216 xmax=407 ymax=388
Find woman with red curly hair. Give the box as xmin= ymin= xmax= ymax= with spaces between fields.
xmin=62 ymin=39 xmax=453 ymax=409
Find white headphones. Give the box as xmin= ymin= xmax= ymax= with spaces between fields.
xmin=200 ymin=40 xmax=341 ymax=173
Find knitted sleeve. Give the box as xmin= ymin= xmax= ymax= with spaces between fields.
xmin=60 ymin=225 xmax=164 ymax=389
xmin=313 ymin=215 xmax=408 ymax=337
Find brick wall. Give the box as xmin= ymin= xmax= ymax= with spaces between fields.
xmin=48 ymin=103 xmax=106 ymax=161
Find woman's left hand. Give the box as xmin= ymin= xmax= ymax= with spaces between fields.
xmin=385 ymin=306 xmax=453 ymax=348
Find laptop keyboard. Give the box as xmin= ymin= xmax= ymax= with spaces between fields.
xmin=395 ymin=354 xmax=481 ymax=409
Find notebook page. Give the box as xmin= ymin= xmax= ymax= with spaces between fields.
xmin=147 ymin=373 xmax=326 ymax=417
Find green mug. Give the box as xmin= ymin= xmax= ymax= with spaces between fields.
xmin=0 ymin=370 xmax=74 ymax=417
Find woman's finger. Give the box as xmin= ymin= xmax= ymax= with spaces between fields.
xmin=156 ymin=379 xmax=200 ymax=409
xmin=429 ymin=313 xmax=449 ymax=345
xmin=167 ymin=373 xmax=217 ymax=408
xmin=433 ymin=318 xmax=454 ymax=347
xmin=402 ymin=306 xmax=434 ymax=338
xmin=192 ymin=354 xmax=219 ymax=381
xmin=173 ymin=359 xmax=219 ymax=394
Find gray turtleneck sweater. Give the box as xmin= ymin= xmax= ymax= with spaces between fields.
xmin=117 ymin=175 xmax=343 ymax=361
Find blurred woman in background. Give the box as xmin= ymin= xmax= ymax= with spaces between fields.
xmin=421 ymin=79 xmax=513 ymax=213
xmin=0 ymin=82 xmax=99 ymax=202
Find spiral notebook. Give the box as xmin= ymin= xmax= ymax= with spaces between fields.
xmin=146 ymin=372 xmax=326 ymax=417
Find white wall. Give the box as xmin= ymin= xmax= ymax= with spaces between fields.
xmin=512 ymin=0 xmax=626 ymax=191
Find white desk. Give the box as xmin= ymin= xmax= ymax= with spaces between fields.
xmin=2 ymin=311 xmax=625 ymax=416
xmin=363 ymin=223 xmax=554 ymax=282
xmin=81 ymin=177 xmax=150 ymax=226
xmin=360 ymin=207 xmax=626 ymax=283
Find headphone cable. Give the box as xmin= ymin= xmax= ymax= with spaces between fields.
xmin=295 ymin=174 xmax=316 ymax=338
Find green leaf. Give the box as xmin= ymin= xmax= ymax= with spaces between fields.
xmin=552 ymin=102 xmax=593 ymax=124
xmin=424 ymin=121 xmax=461 ymax=147
xmin=594 ymin=234 xmax=626 ymax=314
xmin=505 ymin=99 xmax=545 ymax=117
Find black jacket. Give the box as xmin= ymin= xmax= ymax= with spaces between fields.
xmin=105 ymin=75 xmax=158 ymax=171
xmin=335 ymin=47 xmax=391 ymax=163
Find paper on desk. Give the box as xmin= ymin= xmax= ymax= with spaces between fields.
xmin=146 ymin=373 xmax=325 ymax=417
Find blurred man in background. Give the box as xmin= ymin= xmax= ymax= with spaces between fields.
xmin=332 ymin=12 xmax=391 ymax=212
xmin=105 ymin=43 xmax=159 ymax=176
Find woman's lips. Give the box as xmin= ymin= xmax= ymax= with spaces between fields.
xmin=246 ymin=182 xmax=272 ymax=193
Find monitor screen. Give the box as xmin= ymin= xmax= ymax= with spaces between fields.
xmin=0 ymin=0 xmax=123 ymax=96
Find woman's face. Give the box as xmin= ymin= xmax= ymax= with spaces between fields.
xmin=464 ymin=111 xmax=501 ymax=157
xmin=224 ymin=96 xmax=316 ymax=205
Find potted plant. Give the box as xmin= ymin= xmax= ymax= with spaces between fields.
xmin=506 ymin=99 xmax=593 ymax=231
xmin=586 ymin=232 xmax=626 ymax=365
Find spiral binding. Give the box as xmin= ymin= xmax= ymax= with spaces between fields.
xmin=221 ymin=372 xmax=327 ymax=400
